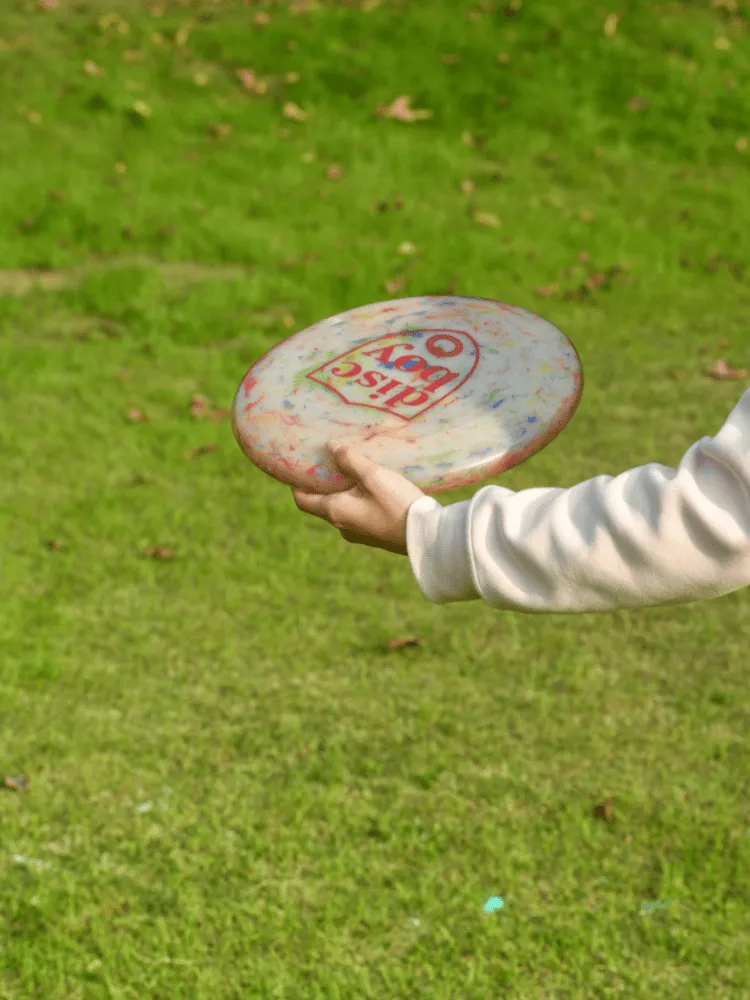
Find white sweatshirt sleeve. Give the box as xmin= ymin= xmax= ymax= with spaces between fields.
xmin=406 ymin=389 xmax=750 ymax=614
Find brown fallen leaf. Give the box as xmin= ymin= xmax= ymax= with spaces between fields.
xmin=326 ymin=163 xmax=343 ymax=180
xmin=46 ymin=539 xmax=64 ymax=550
xmin=386 ymin=636 xmax=421 ymax=649
xmin=208 ymin=123 xmax=232 ymax=140
xmin=189 ymin=444 xmax=219 ymax=457
xmin=707 ymin=359 xmax=749 ymax=380
xmin=236 ymin=69 xmax=267 ymax=95
xmin=127 ymin=408 xmax=148 ymax=422
xmin=474 ymin=212 xmax=500 ymax=228
xmin=603 ymin=13 xmax=619 ymax=37
xmin=585 ymin=272 xmax=606 ymax=290
xmin=3 ymin=775 xmax=30 ymax=792
xmin=189 ymin=394 xmax=211 ymax=419
xmin=594 ymin=797 xmax=614 ymax=822
xmin=254 ymin=11 xmax=270 ymax=26
xmin=376 ymin=95 xmax=432 ymax=123
xmin=535 ymin=282 xmax=559 ymax=298
xmin=143 ymin=545 xmax=173 ymax=560
xmin=627 ymin=96 xmax=646 ymax=112
xmin=384 ymin=277 xmax=405 ymax=294
xmin=124 ymin=49 xmax=144 ymax=62
xmin=283 ymin=101 xmax=307 ymax=123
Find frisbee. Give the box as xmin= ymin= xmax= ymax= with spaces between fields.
xmin=232 ymin=295 xmax=583 ymax=495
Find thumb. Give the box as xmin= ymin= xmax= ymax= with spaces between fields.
xmin=326 ymin=439 xmax=377 ymax=484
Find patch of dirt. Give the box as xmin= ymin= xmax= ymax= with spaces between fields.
xmin=0 ymin=257 xmax=252 ymax=297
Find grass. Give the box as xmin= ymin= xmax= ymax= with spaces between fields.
xmin=1 ymin=0 xmax=749 ymax=996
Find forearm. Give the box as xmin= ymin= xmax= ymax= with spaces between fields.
xmin=406 ymin=391 xmax=750 ymax=614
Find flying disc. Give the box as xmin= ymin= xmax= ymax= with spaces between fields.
xmin=232 ymin=295 xmax=583 ymax=495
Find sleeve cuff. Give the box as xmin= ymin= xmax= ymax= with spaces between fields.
xmin=405 ymin=494 xmax=479 ymax=603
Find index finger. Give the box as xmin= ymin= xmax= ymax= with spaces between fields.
xmin=292 ymin=488 xmax=334 ymax=521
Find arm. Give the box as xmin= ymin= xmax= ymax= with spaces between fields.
xmin=406 ymin=389 xmax=750 ymax=614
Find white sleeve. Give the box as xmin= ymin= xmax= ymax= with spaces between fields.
xmin=405 ymin=389 xmax=750 ymax=614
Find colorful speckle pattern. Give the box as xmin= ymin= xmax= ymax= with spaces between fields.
xmin=232 ymin=295 xmax=583 ymax=495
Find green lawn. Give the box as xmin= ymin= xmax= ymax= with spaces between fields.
xmin=1 ymin=0 xmax=750 ymax=997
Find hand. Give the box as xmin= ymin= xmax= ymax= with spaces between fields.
xmin=292 ymin=440 xmax=426 ymax=556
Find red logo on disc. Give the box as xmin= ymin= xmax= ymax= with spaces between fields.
xmin=305 ymin=329 xmax=479 ymax=421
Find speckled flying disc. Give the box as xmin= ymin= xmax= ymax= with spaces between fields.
xmin=232 ymin=295 xmax=583 ymax=495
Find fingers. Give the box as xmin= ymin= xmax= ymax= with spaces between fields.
xmin=292 ymin=488 xmax=331 ymax=519
xmin=326 ymin=439 xmax=377 ymax=486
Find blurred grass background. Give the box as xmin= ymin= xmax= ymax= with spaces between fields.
xmin=1 ymin=0 xmax=749 ymax=997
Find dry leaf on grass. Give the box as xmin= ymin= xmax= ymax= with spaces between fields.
xmin=707 ymin=359 xmax=749 ymax=380
xmin=283 ymin=102 xmax=307 ymax=122
xmin=126 ymin=408 xmax=148 ymax=422
xmin=46 ymin=539 xmax=64 ymax=550
xmin=376 ymin=96 xmax=432 ymax=123
xmin=189 ymin=395 xmax=211 ymax=419
xmin=3 ymin=775 xmax=30 ymax=792
xmin=535 ymin=283 xmax=559 ymax=298
xmin=593 ymin=797 xmax=614 ymax=822
xmin=84 ymin=60 xmax=104 ymax=76
xmin=385 ymin=277 xmax=405 ymax=294
xmin=326 ymin=163 xmax=343 ymax=180
xmin=143 ymin=545 xmax=173 ymax=560
xmin=236 ymin=69 xmax=267 ymax=95
xmin=603 ymin=13 xmax=619 ymax=37
xmin=190 ymin=395 xmax=229 ymax=421
xmin=189 ymin=444 xmax=219 ymax=458
xmin=208 ymin=123 xmax=232 ymax=140
xmin=474 ymin=211 xmax=500 ymax=228
xmin=585 ymin=272 xmax=606 ymax=290
xmin=386 ymin=636 xmax=421 ymax=649
xmin=372 ymin=197 xmax=404 ymax=213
